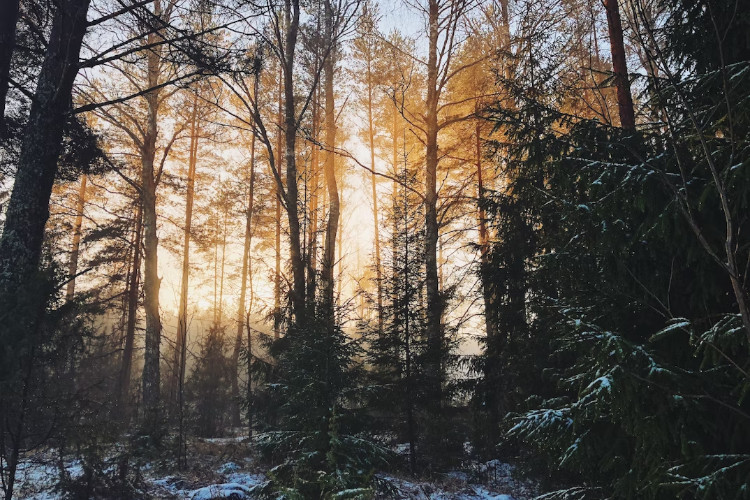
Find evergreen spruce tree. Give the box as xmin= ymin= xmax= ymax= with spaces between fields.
xmin=478 ymin=0 xmax=750 ymax=495
xmin=186 ymin=324 xmax=233 ymax=438
xmin=362 ymin=155 xmax=427 ymax=472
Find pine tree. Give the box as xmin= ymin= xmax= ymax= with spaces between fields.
xmin=187 ymin=324 xmax=233 ymax=438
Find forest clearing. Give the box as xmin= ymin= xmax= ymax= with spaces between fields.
xmin=1 ymin=0 xmax=749 ymax=498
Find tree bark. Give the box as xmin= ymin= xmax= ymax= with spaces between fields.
xmin=274 ymin=63 xmax=283 ymax=339
xmin=232 ymin=93 xmax=257 ymax=427
xmin=336 ymin=193 xmax=343 ymax=309
xmin=140 ymin=2 xmax=165 ymax=415
xmin=0 ymin=0 xmax=19 ymax=135
xmin=424 ymin=0 xmax=443 ymax=407
xmin=603 ymin=0 xmax=636 ymax=129
xmin=171 ymin=97 xmax=198 ymax=406
xmin=117 ymin=202 xmax=143 ymax=408
xmin=218 ymin=204 xmax=228 ymax=324
xmin=282 ymin=0 xmax=306 ymax=322
xmin=321 ymin=0 xmax=339 ymax=317
xmin=0 ymin=0 xmax=90 ymax=385
xmin=306 ymin=85 xmax=320 ymax=306
xmin=366 ymin=42 xmax=383 ymax=334
xmin=66 ymin=175 xmax=88 ymax=301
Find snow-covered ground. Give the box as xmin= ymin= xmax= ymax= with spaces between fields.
xmin=10 ymin=441 xmax=538 ymax=499
xmin=373 ymin=459 xmax=538 ymax=500
xmin=11 ymin=453 xmax=269 ymax=500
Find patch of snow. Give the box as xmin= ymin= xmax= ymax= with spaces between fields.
xmin=394 ymin=443 xmax=412 ymax=455
xmin=218 ymin=461 xmax=242 ymax=474
xmin=151 ymin=475 xmax=192 ymax=495
xmin=225 ymin=472 xmax=265 ymax=487
xmin=188 ymin=482 xmax=257 ymax=499
xmin=12 ymin=456 xmax=92 ymax=499
xmin=201 ymin=436 xmax=247 ymax=445
xmin=377 ymin=472 xmax=523 ymax=500
xmin=464 ymin=486 xmax=515 ymax=499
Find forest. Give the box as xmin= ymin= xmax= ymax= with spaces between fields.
xmin=0 ymin=0 xmax=749 ymax=497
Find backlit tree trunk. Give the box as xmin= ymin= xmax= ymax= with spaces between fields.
xmin=603 ymin=0 xmax=635 ymax=129
xmin=366 ymin=40 xmax=383 ymax=333
xmin=283 ymin=0 xmax=306 ymax=322
xmin=321 ymin=0 xmax=339 ymax=316
xmin=306 ymin=85 xmax=320 ymax=305
xmin=117 ymin=203 xmax=143 ymax=407
xmin=232 ymin=86 xmax=258 ymax=426
xmin=424 ymin=0 xmax=443 ymax=406
xmin=274 ymin=64 xmax=283 ymax=338
xmin=141 ymin=2 xmax=165 ymax=415
xmin=171 ymin=97 xmax=199 ymax=406
xmin=66 ymin=175 xmax=88 ymax=301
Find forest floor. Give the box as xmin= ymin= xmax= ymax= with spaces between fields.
xmin=11 ymin=432 xmax=541 ymax=499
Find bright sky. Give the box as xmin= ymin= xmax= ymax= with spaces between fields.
xmin=66 ymin=0 xmax=486 ymax=354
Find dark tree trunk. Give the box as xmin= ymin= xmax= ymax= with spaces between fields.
xmin=604 ymin=0 xmax=636 ymax=129
xmin=274 ymin=64 xmax=283 ymax=339
xmin=321 ymin=0 xmax=339 ymax=317
xmin=367 ymin=46 xmax=383 ymax=334
xmin=0 ymin=0 xmax=90 ymax=385
xmin=0 ymin=0 xmax=19 ymax=134
xmin=140 ymin=11 xmax=164 ymax=415
xmin=306 ymin=84 xmax=320 ymax=307
xmin=118 ymin=203 xmax=143 ymax=409
xmin=424 ymin=0 xmax=443 ymax=409
xmin=232 ymin=93 xmax=257 ymax=427
xmin=66 ymin=175 xmax=88 ymax=301
xmin=171 ymin=98 xmax=198 ymax=409
xmin=283 ymin=0 xmax=306 ymax=322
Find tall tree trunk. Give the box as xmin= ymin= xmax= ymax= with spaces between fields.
xmin=391 ymin=105 xmax=399 ymax=311
xmin=0 ymin=0 xmax=90 ymax=386
xmin=282 ymin=0 xmax=306 ymax=322
xmin=321 ymin=0 xmax=339 ymax=317
xmin=0 ymin=0 xmax=19 ymax=135
xmin=117 ymin=203 xmax=143 ymax=408
xmin=274 ymin=63 xmax=283 ymax=339
xmin=306 ymin=85 xmax=320 ymax=305
xmin=246 ymin=268 xmax=256 ymax=435
xmin=171 ymin=98 xmax=198 ymax=406
xmin=400 ymin=141 xmax=416 ymax=473
xmin=232 ymin=98 xmax=257 ymax=427
xmin=336 ymin=194 xmax=343 ymax=309
xmin=175 ymin=112 xmax=197 ymax=465
xmin=475 ymin=120 xmax=492 ymax=336
xmin=213 ymin=238 xmax=219 ymax=323
xmin=218 ymin=207 xmax=228 ymax=324
xmin=66 ymin=175 xmax=88 ymax=301
xmin=141 ymin=4 xmax=164 ymax=415
xmin=367 ymin=49 xmax=383 ymax=334
xmin=603 ymin=0 xmax=636 ymax=129
xmin=424 ymin=0 xmax=443 ymax=408
xmin=275 ymin=196 xmax=282 ymax=337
